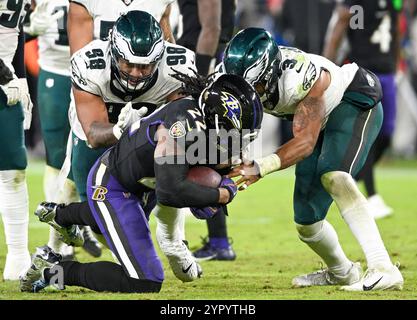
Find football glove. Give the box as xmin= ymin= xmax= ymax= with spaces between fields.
xmin=113 ymin=102 xmax=148 ymax=139
xmin=0 ymin=78 xmax=33 ymax=127
xmin=24 ymin=1 xmax=64 ymax=36
xmin=219 ymin=177 xmax=238 ymax=204
xmin=190 ymin=206 xmax=221 ymax=220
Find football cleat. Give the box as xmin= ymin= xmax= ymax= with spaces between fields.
xmin=292 ymin=262 xmax=362 ymax=287
xmin=20 ymin=246 xmax=63 ymax=293
xmin=156 ymin=233 xmax=202 ymax=282
xmin=81 ymin=226 xmax=102 ymax=258
xmin=340 ymin=264 xmax=403 ymax=291
xmin=35 ymin=202 xmax=84 ymax=247
xmin=193 ymin=237 xmax=236 ymax=261
xmin=164 ymin=241 xmax=203 ymax=282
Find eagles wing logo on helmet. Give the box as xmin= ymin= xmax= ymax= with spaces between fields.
xmin=221 ymin=92 xmax=242 ymax=130
xmin=243 ymin=51 xmax=269 ymax=86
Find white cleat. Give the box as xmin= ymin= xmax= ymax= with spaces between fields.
xmin=368 ymin=194 xmax=393 ymax=220
xmin=3 ymin=252 xmax=31 ymax=281
xmin=164 ymin=241 xmax=203 ymax=282
xmin=340 ymin=264 xmax=403 ymax=291
xmin=292 ymin=262 xmax=362 ymax=287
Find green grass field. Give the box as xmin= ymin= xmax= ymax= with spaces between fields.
xmin=0 ymin=159 xmax=416 ymax=300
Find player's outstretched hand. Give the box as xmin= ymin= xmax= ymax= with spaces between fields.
xmin=114 ymin=102 xmax=148 ymax=139
xmin=227 ymin=161 xmax=261 ymax=191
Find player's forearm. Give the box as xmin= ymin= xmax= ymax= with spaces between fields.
xmin=87 ymin=122 xmax=118 ymax=148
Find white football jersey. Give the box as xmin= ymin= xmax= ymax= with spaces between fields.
xmin=70 ymin=39 xmax=196 ymax=140
xmin=0 ymin=0 xmax=30 ymax=73
xmin=37 ymin=0 xmax=70 ymax=76
xmin=70 ymin=0 xmax=175 ymax=40
xmin=269 ymin=46 xmax=359 ymax=127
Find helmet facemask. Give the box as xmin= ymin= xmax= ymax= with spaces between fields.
xmin=110 ymin=48 xmax=161 ymax=92
xmin=109 ymin=11 xmax=165 ymax=93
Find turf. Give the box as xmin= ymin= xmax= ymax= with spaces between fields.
xmin=0 ymin=159 xmax=416 ymax=300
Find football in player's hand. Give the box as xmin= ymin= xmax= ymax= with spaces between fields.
xmin=187 ymin=166 xmax=222 ymax=188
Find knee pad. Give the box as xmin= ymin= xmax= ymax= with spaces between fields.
xmin=321 ymin=171 xmax=367 ymax=211
xmin=296 ymin=220 xmax=324 ymax=243
xmin=321 ymin=171 xmax=355 ymax=197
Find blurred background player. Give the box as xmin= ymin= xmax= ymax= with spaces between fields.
xmin=323 ymin=0 xmax=403 ymax=219
xmin=177 ymin=0 xmax=238 ymax=261
xmin=24 ymin=0 xmax=81 ymax=259
xmin=177 ymin=0 xmax=236 ymax=76
xmin=0 ymin=0 xmax=33 ymax=280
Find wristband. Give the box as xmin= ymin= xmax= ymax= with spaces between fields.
xmin=254 ymin=154 xmax=281 ymax=177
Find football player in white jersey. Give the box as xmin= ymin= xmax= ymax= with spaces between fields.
xmin=68 ymin=0 xmax=175 ymax=55
xmin=0 ymin=0 xmax=33 ymax=280
xmin=69 ymin=10 xmax=199 ymax=281
xmin=223 ymin=28 xmax=403 ymax=291
xmin=24 ymin=0 xmax=102 ymax=259
xmin=65 ymin=0 xmax=178 ymax=255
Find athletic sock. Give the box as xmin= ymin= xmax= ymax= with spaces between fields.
xmin=297 ymin=220 xmax=352 ymax=275
xmin=196 ymin=53 xmax=213 ymax=76
xmin=55 ymin=201 xmax=101 ymax=234
xmin=322 ymin=171 xmax=392 ymax=269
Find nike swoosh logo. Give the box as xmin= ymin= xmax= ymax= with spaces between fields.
xmin=295 ymin=63 xmax=304 ymax=73
xmin=363 ymin=276 xmax=383 ymax=291
xmin=182 ymin=263 xmax=193 ymax=273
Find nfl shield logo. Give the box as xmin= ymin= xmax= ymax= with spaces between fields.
xmin=121 ymin=0 xmax=133 ymax=5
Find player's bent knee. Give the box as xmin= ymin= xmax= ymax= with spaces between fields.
xmin=321 ymin=171 xmax=355 ymax=196
xmin=296 ymin=220 xmax=324 ymax=243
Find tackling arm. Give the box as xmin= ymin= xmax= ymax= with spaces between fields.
xmin=322 ymin=4 xmax=351 ymax=62
xmin=72 ymin=87 xmax=118 ymax=148
xmin=154 ymin=125 xmax=231 ymax=207
xmin=68 ymin=2 xmax=93 ymax=55
xmin=274 ymin=71 xmax=330 ymax=169
xmin=228 ymin=71 xmax=330 ymax=189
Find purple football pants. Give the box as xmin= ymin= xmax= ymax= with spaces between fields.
xmin=87 ymin=157 xmax=164 ymax=283
xmin=376 ymin=73 xmax=397 ymax=136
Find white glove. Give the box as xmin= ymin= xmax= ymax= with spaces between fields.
xmin=113 ymin=102 xmax=148 ymax=139
xmin=24 ymin=1 xmax=64 ymax=36
xmin=19 ymin=79 xmax=33 ymax=130
xmin=0 ymin=78 xmax=21 ymax=105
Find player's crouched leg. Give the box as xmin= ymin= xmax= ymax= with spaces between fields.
xmin=153 ymin=204 xmax=203 ymax=282
xmin=20 ymin=246 xmax=162 ymax=293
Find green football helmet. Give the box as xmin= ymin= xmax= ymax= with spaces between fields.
xmin=110 ymin=10 xmax=165 ymax=92
xmin=223 ymin=28 xmax=281 ymax=110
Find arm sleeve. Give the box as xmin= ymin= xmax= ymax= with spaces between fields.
xmin=154 ymin=155 xmax=220 ymax=208
xmin=12 ymin=31 xmax=26 ymax=78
